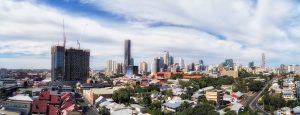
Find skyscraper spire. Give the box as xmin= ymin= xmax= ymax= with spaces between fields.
xmin=63 ymin=19 xmax=66 ymax=47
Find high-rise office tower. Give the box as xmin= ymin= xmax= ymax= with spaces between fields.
xmin=0 ymin=68 xmax=8 ymax=79
xmin=151 ymin=58 xmax=160 ymax=74
xmin=199 ymin=60 xmax=204 ymax=65
xmin=199 ymin=60 xmax=205 ymax=71
xmin=64 ymin=48 xmax=90 ymax=81
xmin=261 ymin=53 xmax=266 ymax=69
xmin=130 ymin=58 xmax=134 ymax=66
xmin=288 ymin=65 xmax=295 ymax=73
xmin=296 ymin=65 xmax=300 ymax=73
xmin=224 ymin=59 xmax=234 ymax=69
xmin=116 ymin=63 xmax=123 ymax=74
xmin=126 ymin=65 xmax=139 ymax=78
xmin=159 ymin=57 xmax=164 ymax=71
xmin=139 ymin=61 xmax=148 ymax=74
xmin=249 ymin=61 xmax=254 ymax=68
xmin=106 ymin=60 xmax=118 ymax=75
xmin=180 ymin=58 xmax=184 ymax=69
xmin=163 ymin=51 xmax=169 ymax=66
xmin=124 ymin=39 xmax=131 ymax=73
xmin=51 ymin=45 xmax=65 ymax=81
xmin=190 ymin=63 xmax=195 ymax=71
xmin=169 ymin=56 xmax=174 ymax=65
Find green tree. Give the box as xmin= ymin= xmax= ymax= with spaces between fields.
xmin=165 ymin=90 xmax=173 ymax=97
xmin=178 ymin=101 xmax=190 ymax=112
xmin=24 ymin=90 xmax=32 ymax=97
xmin=224 ymin=110 xmax=237 ymax=115
xmin=176 ymin=103 xmax=218 ymax=115
xmin=239 ymin=106 xmax=258 ymax=115
xmin=141 ymin=93 xmax=152 ymax=106
xmin=262 ymin=93 xmax=286 ymax=111
xmin=171 ymin=74 xmax=183 ymax=79
xmin=112 ymin=88 xmax=131 ymax=104
xmin=145 ymin=101 xmax=163 ymax=115
xmin=248 ymin=81 xmax=264 ymax=92
xmin=239 ymin=69 xmax=252 ymax=78
xmin=98 ymin=107 xmax=110 ymax=115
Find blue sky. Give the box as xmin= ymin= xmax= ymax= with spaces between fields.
xmin=1 ymin=0 xmax=300 ymax=69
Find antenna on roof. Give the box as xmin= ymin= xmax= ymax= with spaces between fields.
xmin=63 ymin=19 xmax=66 ymax=47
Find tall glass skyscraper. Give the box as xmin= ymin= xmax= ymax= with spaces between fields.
xmin=163 ymin=51 xmax=169 ymax=66
xmin=151 ymin=58 xmax=160 ymax=74
xmin=124 ymin=39 xmax=131 ymax=73
xmin=224 ymin=59 xmax=234 ymax=68
xmin=51 ymin=45 xmax=65 ymax=81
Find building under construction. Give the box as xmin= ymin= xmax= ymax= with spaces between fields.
xmin=65 ymin=48 xmax=90 ymax=81
xmin=51 ymin=46 xmax=90 ymax=82
xmin=51 ymin=20 xmax=90 ymax=82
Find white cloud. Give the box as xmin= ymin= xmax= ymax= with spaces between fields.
xmin=1 ymin=0 xmax=300 ymax=69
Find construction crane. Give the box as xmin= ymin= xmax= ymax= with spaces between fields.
xmin=63 ymin=19 xmax=66 ymax=47
xmin=77 ymin=40 xmax=80 ymax=49
xmin=77 ymin=24 xmax=88 ymax=49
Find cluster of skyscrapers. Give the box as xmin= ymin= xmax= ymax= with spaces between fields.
xmin=150 ymin=55 xmax=206 ymax=74
xmin=105 ymin=39 xmax=209 ymax=76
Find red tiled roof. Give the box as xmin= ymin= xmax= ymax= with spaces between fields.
xmin=50 ymin=95 xmax=61 ymax=105
xmin=61 ymin=92 xmax=72 ymax=100
xmin=276 ymin=75 xmax=284 ymax=79
xmin=61 ymin=101 xmax=75 ymax=109
xmin=49 ymin=105 xmax=60 ymax=115
xmin=61 ymin=104 xmax=79 ymax=115
xmin=183 ymin=76 xmax=202 ymax=79
xmin=156 ymin=72 xmax=183 ymax=74
xmin=39 ymin=89 xmax=50 ymax=100
xmin=32 ymin=100 xmax=48 ymax=113
xmin=62 ymin=96 xmax=73 ymax=103
xmin=141 ymin=81 xmax=149 ymax=86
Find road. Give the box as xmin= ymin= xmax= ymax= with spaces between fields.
xmin=249 ymin=77 xmax=277 ymax=115
xmin=75 ymin=92 xmax=99 ymax=115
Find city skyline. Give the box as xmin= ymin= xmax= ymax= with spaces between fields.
xmin=2 ymin=0 xmax=300 ymax=69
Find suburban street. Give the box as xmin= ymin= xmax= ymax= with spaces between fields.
xmin=249 ymin=77 xmax=277 ymax=115
xmin=75 ymin=92 xmax=99 ymax=115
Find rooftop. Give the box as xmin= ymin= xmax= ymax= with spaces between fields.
xmin=91 ymin=86 xmax=123 ymax=95
xmin=8 ymin=95 xmax=33 ymax=102
xmin=162 ymin=100 xmax=183 ymax=109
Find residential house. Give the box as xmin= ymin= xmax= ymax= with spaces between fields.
xmin=1 ymin=95 xmax=33 ymax=115
xmin=221 ymin=85 xmax=233 ymax=93
xmin=82 ymin=86 xmax=123 ymax=105
xmin=270 ymin=83 xmax=282 ymax=94
xmin=231 ymin=91 xmax=243 ymax=102
xmin=283 ymin=81 xmax=295 ymax=90
xmin=223 ymin=94 xmax=232 ymax=102
xmin=282 ymin=90 xmax=296 ymax=101
xmin=31 ymin=89 xmax=81 ymax=115
xmin=274 ymin=107 xmax=292 ymax=115
xmin=202 ymin=86 xmax=214 ymax=92
xmin=162 ymin=100 xmax=183 ymax=112
xmin=229 ymin=102 xmax=244 ymax=114
xmin=191 ymin=89 xmax=204 ymax=101
xmin=293 ymin=106 xmax=300 ymax=115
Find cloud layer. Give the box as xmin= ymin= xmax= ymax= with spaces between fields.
xmin=1 ymin=0 xmax=300 ymax=69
